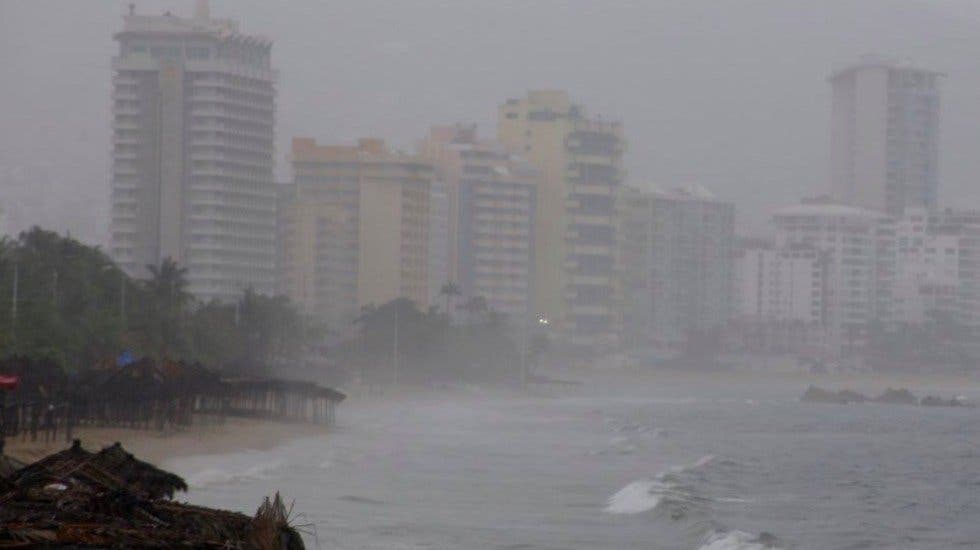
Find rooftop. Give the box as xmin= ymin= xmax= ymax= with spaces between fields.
xmin=829 ymin=55 xmax=944 ymax=81
xmin=115 ymin=1 xmax=271 ymax=47
xmin=773 ymin=202 xmax=885 ymax=219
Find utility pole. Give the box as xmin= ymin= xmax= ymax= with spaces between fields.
xmin=520 ymin=315 xmax=528 ymax=388
xmin=10 ymin=262 xmax=18 ymax=325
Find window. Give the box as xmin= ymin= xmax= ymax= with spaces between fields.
xmin=187 ymin=47 xmax=211 ymax=60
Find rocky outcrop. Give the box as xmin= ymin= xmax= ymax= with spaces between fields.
xmin=874 ymin=388 xmax=918 ymax=405
xmin=802 ymin=386 xmax=854 ymax=404
xmin=920 ymin=395 xmax=975 ymax=408
xmin=802 ymin=386 xmax=974 ymax=408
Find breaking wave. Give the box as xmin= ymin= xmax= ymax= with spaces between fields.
xmin=604 ymin=455 xmax=782 ymax=549
xmin=604 ymin=454 xmax=715 ymax=515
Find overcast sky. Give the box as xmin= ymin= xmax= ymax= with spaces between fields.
xmin=3 ymin=0 xmax=980 ymax=244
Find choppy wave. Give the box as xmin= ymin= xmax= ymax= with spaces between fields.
xmin=604 ymin=455 xmax=781 ymax=548
xmin=698 ymin=530 xmax=781 ymax=549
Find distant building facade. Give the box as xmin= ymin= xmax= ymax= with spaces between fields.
xmin=735 ymin=243 xmax=823 ymax=324
xmin=649 ymin=185 xmax=735 ymax=348
xmin=498 ymin=91 xmax=625 ymax=347
xmin=108 ymin=5 xmax=277 ymax=302
xmin=427 ymin=177 xmax=450 ymax=312
xmin=829 ymin=57 xmax=941 ymax=216
xmin=733 ymin=240 xmax=828 ymax=355
xmin=284 ymin=138 xmax=431 ymax=327
xmin=772 ymin=201 xmax=887 ymax=355
xmin=617 ymin=188 xmax=655 ymax=348
xmin=420 ymin=125 xmax=537 ymax=320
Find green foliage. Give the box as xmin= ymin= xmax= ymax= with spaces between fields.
xmin=341 ymin=296 xmax=528 ymax=385
xmin=0 ymin=228 xmax=311 ymax=372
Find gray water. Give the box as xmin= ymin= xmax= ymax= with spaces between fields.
xmin=167 ymin=375 xmax=980 ymax=549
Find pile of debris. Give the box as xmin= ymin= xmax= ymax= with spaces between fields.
xmin=0 ymin=440 xmax=305 ymax=548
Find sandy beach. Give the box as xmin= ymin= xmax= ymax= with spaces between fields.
xmin=4 ymin=417 xmax=331 ymax=465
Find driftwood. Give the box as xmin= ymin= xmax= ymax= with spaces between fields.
xmin=0 ymin=441 xmax=304 ymax=548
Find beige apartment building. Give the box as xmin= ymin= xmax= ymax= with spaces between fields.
xmin=283 ymin=138 xmax=431 ymax=327
xmin=498 ymin=91 xmax=625 ymax=347
xmin=419 ymin=125 xmax=537 ymax=321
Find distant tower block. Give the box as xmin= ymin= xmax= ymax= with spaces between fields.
xmin=829 ymin=57 xmax=942 ymax=215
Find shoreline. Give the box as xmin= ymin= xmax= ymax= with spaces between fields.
xmin=4 ymin=416 xmax=330 ymax=465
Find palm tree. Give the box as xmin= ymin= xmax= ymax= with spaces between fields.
xmin=143 ymin=257 xmax=191 ymax=358
xmin=438 ymin=281 xmax=461 ymax=317
xmin=145 ymin=258 xmax=190 ymax=313
xmin=462 ymin=295 xmax=489 ymax=324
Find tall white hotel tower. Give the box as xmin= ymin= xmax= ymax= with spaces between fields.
xmin=829 ymin=57 xmax=941 ymax=216
xmin=109 ymin=1 xmax=277 ymax=302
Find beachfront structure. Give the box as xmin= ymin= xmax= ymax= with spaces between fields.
xmin=283 ymin=138 xmax=431 ymax=326
xmin=498 ymin=91 xmax=625 ymax=347
xmin=108 ymin=3 xmax=278 ymax=301
xmin=829 ymin=57 xmax=942 ymax=216
xmin=647 ymin=184 xmax=735 ymax=348
xmin=420 ymin=125 xmax=537 ymax=320
xmin=772 ymin=200 xmax=888 ymax=355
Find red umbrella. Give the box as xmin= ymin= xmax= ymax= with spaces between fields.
xmin=0 ymin=375 xmax=19 ymax=390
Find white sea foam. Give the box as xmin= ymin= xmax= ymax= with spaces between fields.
xmin=699 ymin=530 xmax=780 ymax=550
xmin=604 ymin=454 xmax=717 ymax=514
xmin=604 ymin=479 xmax=666 ymax=514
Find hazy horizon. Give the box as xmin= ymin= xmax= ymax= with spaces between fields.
xmin=4 ymin=0 xmax=980 ymax=244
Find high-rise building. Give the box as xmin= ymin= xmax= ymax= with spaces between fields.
xmin=647 ymin=184 xmax=735 ymax=348
xmin=498 ymin=91 xmax=625 ymax=347
xmin=420 ymin=125 xmax=537 ymax=320
xmin=284 ymin=138 xmax=431 ymax=327
xmin=108 ymin=3 xmax=277 ymax=302
xmin=829 ymin=57 xmax=942 ymax=216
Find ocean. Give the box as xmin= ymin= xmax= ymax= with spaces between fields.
xmin=166 ymin=373 xmax=980 ymax=549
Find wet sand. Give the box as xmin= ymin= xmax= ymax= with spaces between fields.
xmin=4 ymin=417 xmax=330 ymax=465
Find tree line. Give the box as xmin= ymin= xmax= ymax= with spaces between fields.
xmin=0 ymin=228 xmax=308 ymax=373
xmin=0 ymin=228 xmax=549 ymax=384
